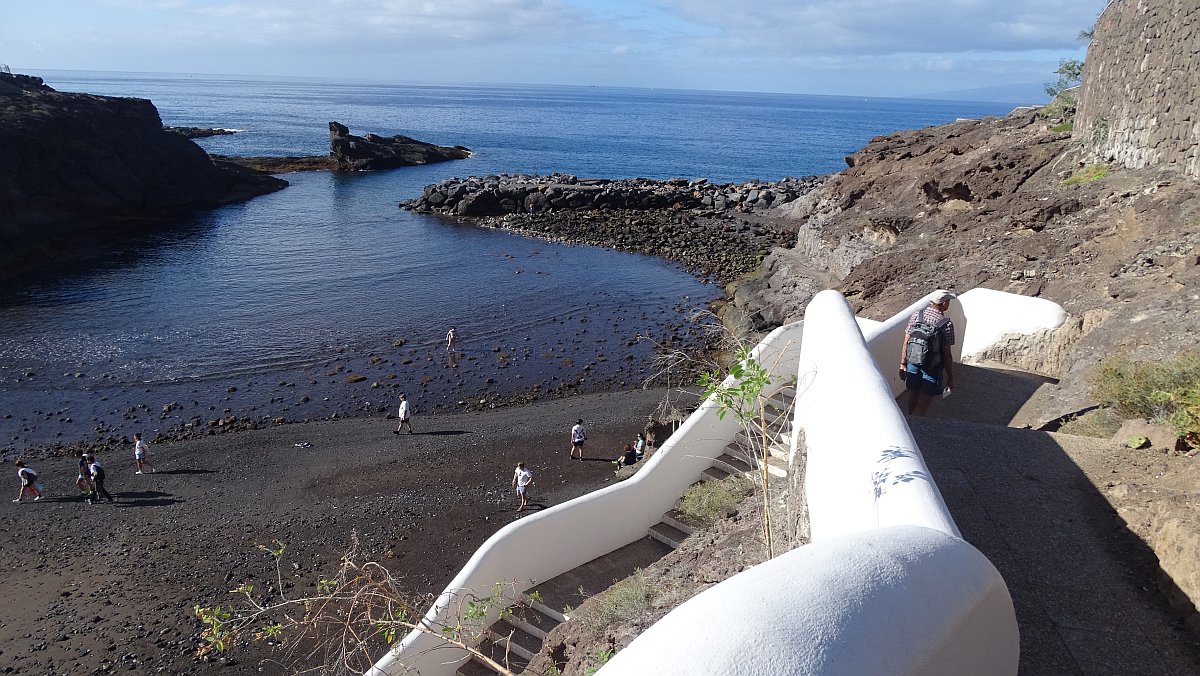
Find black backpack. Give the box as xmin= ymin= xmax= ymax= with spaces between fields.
xmin=905 ymin=316 xmax=950 ymax=369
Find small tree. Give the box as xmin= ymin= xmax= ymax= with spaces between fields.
xmin=1045 ymin=59 xmax=1084 ymax=101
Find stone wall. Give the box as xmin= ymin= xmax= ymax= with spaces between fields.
xmin=1076 ymin=0 xmax=1200 ymax=178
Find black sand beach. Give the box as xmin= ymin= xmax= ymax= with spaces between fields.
xmin=0 ymin=387 xmax=691 ymax=675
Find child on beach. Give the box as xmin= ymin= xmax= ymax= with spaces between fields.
xmin=13 ymin=460 xmax=42 ymax=502
xmin=512 ymin=462 xmax=534 ymax=511
xmin=133 ymin=433 xmax=155 ymax=474
xmin=445 ymin=326 xmax=459 ymax=353
xmin=569 ymin=419 xmax=586 ymax=460
xmin=76 ymin=452 xmax=94 ymax=499
xmin=394 ymin=394 xmax=414 ymax=434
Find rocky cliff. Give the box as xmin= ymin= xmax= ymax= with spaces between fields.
xmin=735 ymin=106 xmax=1199 ymax=430
xmin=0 ymin=72 xmax=286 ymax=278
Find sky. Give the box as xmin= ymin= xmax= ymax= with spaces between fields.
xmin=1 ymin=0 xmax=1108 ymax=98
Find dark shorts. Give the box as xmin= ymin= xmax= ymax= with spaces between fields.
xmin=905 ymin=366 xmax=942 ymax=397
xmin=572 ymin=440 xmax=585 ymax=448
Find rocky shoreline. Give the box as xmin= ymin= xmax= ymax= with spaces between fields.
xmin=401 ymin=173 xmax=822 ymax=283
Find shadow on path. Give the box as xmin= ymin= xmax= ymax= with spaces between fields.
xmin=911 ymin=414 xmax=1200 ymax=674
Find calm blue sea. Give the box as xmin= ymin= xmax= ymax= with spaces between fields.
xmin=0 ymin=71 xmax=1016 ymax=450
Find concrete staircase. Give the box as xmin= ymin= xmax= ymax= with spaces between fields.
xmin=457 ymin=386 xmax=796 ymax=674
xmin=707 ymin=386 xmax=794 ymax=484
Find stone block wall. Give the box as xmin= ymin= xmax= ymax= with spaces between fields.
xmin=1076 ymin=0 xmax=1200 ymax=178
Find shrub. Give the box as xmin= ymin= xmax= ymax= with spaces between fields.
xmin=1050 ymin=122 xmax=1074 ymax=133
xmin=1089 ymin=352 xmax=1200 ymax=445
xmin=677 ymin=475 xmax=752 ymax=529
xmin=1063 ymin=164 xmax=1109 ymax=186
xmin=577 ymin=570 xmax=654 ymax=632
xmin=1058 ymin=407 xmax=1122 ymax=438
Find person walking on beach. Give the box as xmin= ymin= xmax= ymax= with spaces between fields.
xmin=569 ymin=419 xmax=587 ymax=460
xmin=512 ymin=462 xmax=534 ymax=511
xmin=76 ymin=452 xmax=94 ymax=499
xmin=394 ymin=394 xmax=414 ymax=434
xmin=445 ymin=327 xmax=459 ymax=353
xmin=13 ymin=460 xmax=42 ymax=502
xmin=87 ymin=455 xmax=114 ymax=504
xmin=133 ymin=433 xmax=155 ymax=474
xmin=899 ymin=290 xmax=957 ymax=417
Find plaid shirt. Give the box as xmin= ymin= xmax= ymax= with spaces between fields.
xmin=906 ymin=306 xmax=956 ymax=347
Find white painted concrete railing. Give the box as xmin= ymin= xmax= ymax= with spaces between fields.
xmin=372 ymin=288 xmax=1065 ymax=676
xmin=368 ymin=321 xmax=806 ymax=676
xmin=605 ymin=289 xmax=1064 ymax=676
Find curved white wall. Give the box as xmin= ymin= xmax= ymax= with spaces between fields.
xmin=368 ymin=321 xmax=806 ymax=676
xmin=798 ymin=290 xmax=959 ymax=542
xmin=601 ymin=526 xmax=1019 ymax=676
xmin=372 ymin=287 xmax=1065 ymax=676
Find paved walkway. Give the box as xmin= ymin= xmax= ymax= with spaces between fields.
xmin=907 ymin=365 xmax=1200 ymax=675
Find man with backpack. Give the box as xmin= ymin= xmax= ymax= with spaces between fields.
xmin=899 ymin=290 xmax=957 ymax=417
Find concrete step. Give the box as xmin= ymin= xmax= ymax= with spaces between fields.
xmin=509 ymin=600 xmax=560 ymax=640
xmin=461 ymin=637 xmax=528 ymax=675
xmin=648 ymin=521 xmax=690 ymax=549
xmin=766 ymin=455 xmax=789 ymax=479
xmin=661 ymin=509 xmax=696 ymax=535
xmin=486 ymin=617 xmax=542 ymax=662
xmin=457 ymin=654 xmax=501 ymax=676
xmin=520 ymin=592 xmax=568 ymax=624
xmin=768 ymin=441 xmax=790 ymax=462
xmin=712 ymin=452 xmax=753 ymax=475
xmin=700 ymin=466 xmax=730 ymax=482
xmin=735 ymin=425 xmax=790 ymax=450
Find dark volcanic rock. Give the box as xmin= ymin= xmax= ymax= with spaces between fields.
xmin=401 ymin=173 xmax=820 ymax=282
xmin=165 ymin=126 xmax=237 ymax=139
xmin=0 ymin=72 xmax=287 ymax=278
xmin=328 ymin=121 xmax=470 ymax=171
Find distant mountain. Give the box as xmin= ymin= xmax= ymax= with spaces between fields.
xmin=911 ymin=82 xmax=1051 ymax=105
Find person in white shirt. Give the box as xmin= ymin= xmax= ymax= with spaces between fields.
xmin=87 ymin=455 xmax=114 ymax=503
xmin=133 ymin=433 xmax=155 ymax=474
xmin=13 ymin=460 xmax=42 ymax=502
xmin=512 ymin=463 xmax=534 ymax=511
xmin=394 ymin=394 xmax=414 ymax=434
xmin=633 ymin=433 xmax=647 ymax=459
xmin=569 ymin=419 xmax=587 ymax=460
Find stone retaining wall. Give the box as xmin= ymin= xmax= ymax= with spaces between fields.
xmin=1076 ymin=0 xmax=1200 ymax=178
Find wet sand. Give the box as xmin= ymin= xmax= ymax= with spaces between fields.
xmin=0 ymin=387 xmax=692 ymax=675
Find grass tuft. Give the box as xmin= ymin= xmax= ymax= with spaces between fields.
xmin=1063 ymin=164 xmax=1109 ymax=186
xmin=677 ymin=475 xmax=752 ymax=529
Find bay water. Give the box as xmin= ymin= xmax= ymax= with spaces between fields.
xmin=0 ymin=71 xmax=1015 ymax=451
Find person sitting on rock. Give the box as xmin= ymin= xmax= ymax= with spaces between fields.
xmin=613 ymin=444 xmax=639 ymax=467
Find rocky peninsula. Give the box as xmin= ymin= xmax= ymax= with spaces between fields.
xmin=0 ymin=72 xmax=287 ymax=279
xmin=401 ymin=174 xmax=820 ymax=282
xmin=218 ymin=121 xmax=471 ymax=173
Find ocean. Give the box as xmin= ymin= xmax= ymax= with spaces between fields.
xmin=0 ymin=71 xmax=1016 ymax=451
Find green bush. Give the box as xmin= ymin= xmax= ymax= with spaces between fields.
xmin=1050 ymin=122 xmax=1074 ymax=133
xmin=1089 ymin=352 xmax=1200 ymax=445
xmin=677 ymin=475 xmax=752 ymax=529
xmin=578 ymin=570 xmax=654 ymax=631
xmin=1063 ymin=164 xmax=1109 ymax=186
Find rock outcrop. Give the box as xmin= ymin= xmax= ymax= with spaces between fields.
xmin=215 ymin=122 xmax=471 ymax=174
xmin=0 ymin=72 xmax=287 ymax=278
xmin=328 ymin=121 xmax=470 ymax=171
xmin=401 ymin=174 xmax=821 ymax=282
